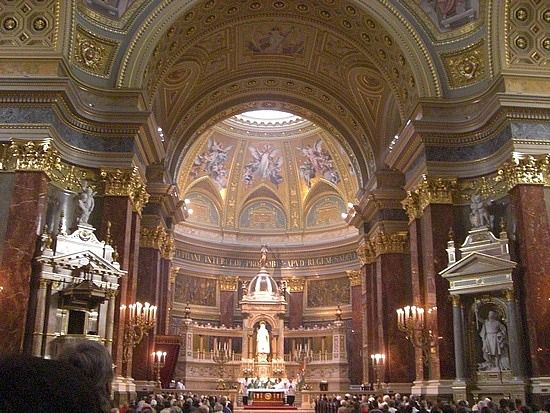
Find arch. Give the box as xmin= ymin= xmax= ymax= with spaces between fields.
xmin=185 ymin=175 xmax=224 ymax=210
xmin=183 ymin=190 xmax=221 ymax=228
xmin=118 ymin=0 xmax=440 ymax=100
xmin=241 ymin=184 xmax=283 ymax=211
xmin=305 ymin=194 xmax=347 ymax=229
xmin=302 ymin=179 xmax=343 ymax=211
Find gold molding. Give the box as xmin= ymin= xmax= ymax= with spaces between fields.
xmin=140 ymin=224 xmax=174 ymax=259
xmin=219 ymin=276 xmax=239 ymax=292
xmin=100 ymin=166 xmax=149 ymax=214
xmin=346 ymin=270 xmax=362 ymax=287
xmin=169 ymin=266 xmax=180 ymax=284
xmin=284 ymin=278 xmax=305 ymax=293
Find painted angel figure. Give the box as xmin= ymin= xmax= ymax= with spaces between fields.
xmin=243 ymin=144 xmax=284 ymax=186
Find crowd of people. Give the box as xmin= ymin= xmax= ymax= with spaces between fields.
xmin=312 ymin=393 xmax=550 ymax=413
xmin=1 ymin=345 xmax=549 ymax=413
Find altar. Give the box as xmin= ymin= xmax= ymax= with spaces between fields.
xmin=249 ymin=389 xmax=285 ymax=407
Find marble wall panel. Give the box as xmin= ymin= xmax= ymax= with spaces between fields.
xmin=0 ymin=173 xmax=15 ymax=259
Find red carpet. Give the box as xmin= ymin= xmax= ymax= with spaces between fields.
xmin=243 ymin=406 xmax=298 ymax=410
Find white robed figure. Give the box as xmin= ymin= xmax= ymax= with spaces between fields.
xmin=256 ymin=321 xmax=270 ymax=354
xmin=479 ymin=310 xmax=509 ymax=370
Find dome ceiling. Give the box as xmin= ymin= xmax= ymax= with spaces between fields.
xmin=177 ymin=110 xmax=360 ymax=242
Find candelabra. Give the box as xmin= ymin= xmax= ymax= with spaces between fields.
xmin=396 ymin=305 xmax=437 ymax=363
xmin=242 ymin=358 xmax=254 ymax=377
xmin=294 ymin=347 xmax=311 ymax=390
xmin=152 ymin=350 xmax=167 ymax=388
xmin=370 ymin=353 xmax=385 ymax=392
xmin=120 ymin=301 xmax=157 ymax=363
xmin=271 ymin=357 xmax=285 ymax=377
xmin=213 ymin=342 xmax=233 ymax=390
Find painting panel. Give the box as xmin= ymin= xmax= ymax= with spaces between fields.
xmin=245 ymin=24 xmax=305 ymax=56
xmin=418 ymin=0 xmax=479 ymax=32
xmin=239 ymin=201 xmax=287 ymax=230
xmin=297 ymin=139 xmax=340 ymax=188
xmin=174 ymin=274 xmax=217 ymax=307
xmin=306 ymin=195 xmax=346 ymax=228
xmin=190 ymin=137 xmax=233 ymax=189
xmin=307 ymin=277 xmax=350 ymax=307
xmin=243 ymin=143 xmax=284 ymax=187
xmin=185 ymin=192 xmax=220 ymax=227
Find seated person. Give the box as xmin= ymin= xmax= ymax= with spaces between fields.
xmin=0 ymin=355 xmax=104 ymax=412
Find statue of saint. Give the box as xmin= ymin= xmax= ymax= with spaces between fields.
xmin=76 ymin=181 xmax=96 ymax=225
xmin=256 ymin=321 xmax=270 ymax=354
xmin=469 ymin=194 xmax=491 ymax=228
xmin=259 ymin=244 xmax=268 ymax=268
xmin=479 ymin=310 xmax=509 ymax=371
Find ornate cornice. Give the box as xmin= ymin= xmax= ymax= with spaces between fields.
xmin=139 ymin=224 xmax=174 ymax=259
xmin=284 ymin=278 xmax=305 ymax=293
xmin=497 ymin=155 xmax=550 ymax=188
xmin=219 ymin=276 xmax=239 ymax=292
xmin=100 ymin=166 xmax=149 ymax=214
xmin=73 ymin=26 xmax=119 ymax=78
xmin=0 ymin=139 xmax=98 ymax=191
xmin=346 ymin=270 xmax=362 ymax=287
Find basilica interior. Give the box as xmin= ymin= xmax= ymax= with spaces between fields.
xmin=0 ymin=0 xmax=549 ymax=409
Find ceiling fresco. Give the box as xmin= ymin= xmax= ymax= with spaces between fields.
xmin=178 ymin=111 xmax=359 ymax=240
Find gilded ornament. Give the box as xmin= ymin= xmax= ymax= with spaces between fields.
xmin=284 ymin=278 xmax=305 ymax=293
xmin=442 ymin=41 xmax=486 ymax=88
xmin=100 ymin=166 xmax=149 ymax=214
xmin=219 ymin=276 xmax=239 ymax=292
xmin=515 ymin=8 xmax=528 ymax=22
xmin=496 ymin=155 xmax=550 ymax=188
xmin=3 ymin=17 xmax=17 ymax=31
xmin=32 ymin=17 xmax=48 ymax=31
xmin=401 ymin=190 xmax=422 ymax=222
xmin=403 ymin=175 xmax=457 ymax=217
xmin=544 ymin=10 xmax=550 ymax=23
xmin=356 ymin=236 xmax=375 ymax=265
xmin=346 ymin=270 xmax=362 ymax=287
xmin=73 ymin=27 xmax=118 ymax=77
xmin=543 ymin=38 xmax=550 ymax=51
xmin=371 ymin=228 xmax=408 ymax=256
xmin=515 ymin=37 xmax=528 ymax=50
xmin=0 ymin=139 xmax=61 ymax=175
xmin=140 ymin=225 xmax=173 ymax=259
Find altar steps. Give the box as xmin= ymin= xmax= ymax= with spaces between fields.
xmin=237 ymin=407 xmax=311 ymax=413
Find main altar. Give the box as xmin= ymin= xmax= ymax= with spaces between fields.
xmin=173 ymin=247 xmax=350 ymax=393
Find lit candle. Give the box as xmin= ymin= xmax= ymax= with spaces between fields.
xmin=136 ymin=302 xmax=143 ymax=319
xmin=120 ymin=304 xmax=126 ymax=320
xmin=152 ymin=351 xmax=156 ymax=363
xmin=162 ymin=351 xmax=167 ymax=363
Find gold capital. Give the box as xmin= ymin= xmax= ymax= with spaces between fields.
xmin=219 ymin=276 xmax=239 ymax=292
xmin=346 ymin=270 xmax=362 ymax=287
xmin=497 ymin=155 xmax=550 ymax=188
xmin=101 ymin=166 xmax=149 ymax=215
xmin=451 ymin=295 xmax=460 ymax=307
xmin=357 ymin=236 xmax=376 ymax=265
xmin=284 ymin=278 xmax=305 ymax=293
xmin=140 ymin=225 xmax=174 ymax=259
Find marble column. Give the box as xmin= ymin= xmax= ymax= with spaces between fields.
xmin=408 ymin=217 xmax=426 ymax=380
xmin=133 ymin=245 xmax=162 ymax=381
xmin=451 ymin=295 xmax=465 ymax=381
xmin=505 ymin=289 xmax=524 ymax=378
xmin=100 ymin=196 xmax=140 ymax=378
xmin=349 ymin=272 xmax=363 ymax=385
xmin=376 ymin=252 xmax=414 ymax=384
xmin=287 ymin=279 xmax=305 ymax=329
xmin=0 ymin=171 xmax=49 ymax=355
xmin=219 ymin=276 xmax=238 ymax=328
xmin=364 ymin=261 xmax=377 ymax=383
xmin=420 ymin=204 xmax=455 ymax=380
xmin=510 ymin=184 xmax=550 ymax=376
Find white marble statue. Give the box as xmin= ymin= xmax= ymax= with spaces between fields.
xmin=469 ymin=194 xmax=491 ymax=228
xmin=479 ymin=310 xmax=510 ymax=371
xmin=256 ymin=321 xmax=270 ymax=354
xmin=76 ymin=181 xmax=96 ymax=225
xmin=259 ymin=244 xmax=268 ymax=268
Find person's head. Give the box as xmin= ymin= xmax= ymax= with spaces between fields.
xmin=0 ymin=355 xmax=103 ymax=412
xmin=57 ymin=340 xmax=114 ymax=411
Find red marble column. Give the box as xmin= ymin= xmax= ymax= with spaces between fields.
xmin=350 ymin=282 xmax=363 ymax=384
xmin=220 ymin=290 xmax=235 ymax=327
xmin=133 ymin=246 xmax=162 ymax=381
xmin=288 ymin=291 xmax=304 ymax=329
xmin=100 ymin=197 xmax=139 ymax=377
xmin=376 ymin=253 xmax=414 ymax=383
xmin=364 ymin=262 xmax=377 ymax=383
xmin=409 ymin=218 xmax=426 ymax=380
xmin=157 ymin=258 xmax=171 ymax=335
xmin=0 ymin=172 xmax=49 ymax=355
xmin=510 ymin=185 xmax=550 ymax=376
xmin=420 ymin=204 xmax=455 ymax=380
